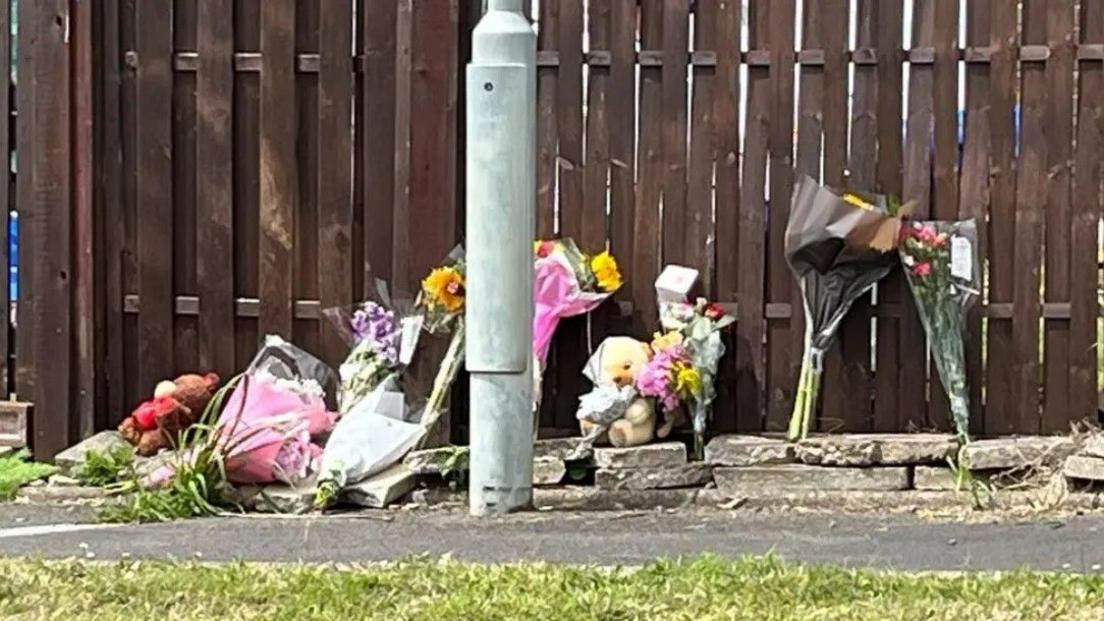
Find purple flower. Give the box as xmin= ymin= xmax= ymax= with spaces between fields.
xmin=350 ymin=302 xmax=400 ymax=366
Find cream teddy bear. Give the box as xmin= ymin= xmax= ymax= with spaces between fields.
xmin=576 ymin=336 xmax=656 ymax=448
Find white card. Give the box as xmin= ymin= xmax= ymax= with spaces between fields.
xmin=399 ymin=315 xmax=424 ymax=366
xmin=950 ymin=235 xmax=972 ymax=281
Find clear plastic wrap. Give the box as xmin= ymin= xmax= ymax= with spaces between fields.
xmin=899 ymin=219 xmax=980 ymax=442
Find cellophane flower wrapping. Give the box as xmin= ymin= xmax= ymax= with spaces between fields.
xmin=409 ymin=246 xmax=467 ymax=448
xmin=216 ymin=336 xmax=338 ymax=485
xmin=785 ymin=175 xmax=903 ymax=440
xmin=569 ymin=340 xmax=641 ymax=457
xmin=899 ymin=219 xmax=980 ymax=442
xmin=532 ymin=238 xmax=622 ymax=366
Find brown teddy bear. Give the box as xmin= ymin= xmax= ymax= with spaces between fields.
xmin=118 ymin=373 xmax=220 ymax=456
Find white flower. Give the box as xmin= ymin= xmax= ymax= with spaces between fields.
xmin=902 ymin=254 xmax=915 ymax=267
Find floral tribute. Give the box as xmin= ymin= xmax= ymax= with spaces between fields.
xmin=338 ymin=301 xmax=401 ymax=414
xmin=414 ymin=248 xmax=467 ymax=445
xmin=638 ymin=299 xmax=734 ymax=459
xmin=898 ymin=219 xmax=980 ymax=442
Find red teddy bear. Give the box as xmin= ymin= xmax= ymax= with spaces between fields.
xmin=118 ymin=373 xmax=220 ymax=456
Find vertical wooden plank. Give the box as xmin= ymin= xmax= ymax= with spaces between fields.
xmin=557 ymin=0 xmax=584 ymax=240
xmin=685 ymin=0 xmax=715 ymax=292
xmin=660 ymin=0 xmax=688 ymax=266
xmin=258 ymin=0 xmax=296 ymax=339
xmin=927 ymin=0 xmax=959 ymax=428
xmin=19 ymin=0 xmax=72 ymax=457
xmin=1011 ymin=0 xmax=1046 ymax=433
xmin=631 ymin=0 xmax=662 ymax=333
xmin=120 ymin=0 xmax=141 ymax=409
xmin=900 ymin=0 xmax=935 ymax=430
xmin=765 ymin=0 xmax=797 ymax=430
xmin=390 ymin=0 xmax=411 ymax=291
xmin=740 ymin=0 xmax=769 ymax=430
xmin=135 ymin=0 xmax=174 ymax=399
xmin=985 ymin=0 xmax=1018 ymax=433
xmin=196 ymin=0 xmax=236 ymax=380
xmin=0 ymin=0 xmax=11 ymax=399
xmin=1041 ymin=0 xmax=1075 ymax=432
xmin=94 ymin=0 xmax=127 ymax=425
xmin=583 ymin=0 xmax=610 ymax=252
xmin=361 ymin=0 xmax=397 ymax=284
xmin=234 ymin=0 xmax=261 ymax=368
xmin=172 ymin=0 xmax=199 ymax=375
xmin=1070 ymin=0 xmax=1104 ymax=424
xmin=72 ymin=0 xmax=95 ymax=437
xmin=608 ymin=0 xmax=636 ymax=281
xmin=871 ymin=0 xmax=905 ymax=432
xmin=318 ymin=0 xmax=353 ymax=365
xmin=712 ymin=0 xmax=741 ymax=433
xmin=958 ymin=0 xmax=991 ymax=436
xmin=294 ymin=0 xmax=320 ymax=356
xmin=535 ymin=0 xmax=558 ymax=240
xmin=15 ymin=0 xmax=35 ymax=405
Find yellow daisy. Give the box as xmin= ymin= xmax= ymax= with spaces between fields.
xmin=422 ymin=267 xmax=465 ymax=313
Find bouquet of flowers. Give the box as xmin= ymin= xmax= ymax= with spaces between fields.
xmin=532 ymin=239 xmax=622 ymax=411
xmin=644 ymin=299 xmax=734 ymax=459
xmin=785 ymin=176 xmax=907 ymax=441
xmin=899 ymin=219 xmax=980 ymax=442
xmin=413 ymin=247 xmax=467 ymax=446
xmin=331 ymin=300 xmax=401 ymax=414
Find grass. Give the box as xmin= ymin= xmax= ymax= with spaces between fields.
xmin=0 ymin=449 xmax=57 ymax=500
xmin=77 ymin=446 xmax=135 ymax=487
xmin=0 ymin=556 xmax=1102 ymax=620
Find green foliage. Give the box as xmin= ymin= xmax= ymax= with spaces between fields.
xmin=440 ymin=446 xmax=469 ymax=491
xmin=948 ymin=447 xmax=993 ymax=511
xmin=77 ymin=447 xmax=135 ymax=487
xmin=0 ymin=450 xmax=57 ymax=500
xmin=2 ymin=555 xmax=1104 ymax=620
xmin=98 ymin=376 xmax=243 ymax=524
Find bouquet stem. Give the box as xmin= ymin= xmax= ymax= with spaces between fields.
xmin=418 ymin=319 xmax=466 ymax=449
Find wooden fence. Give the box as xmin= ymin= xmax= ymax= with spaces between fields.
xmin=11 ymin=0 xmax=1104 ymax=458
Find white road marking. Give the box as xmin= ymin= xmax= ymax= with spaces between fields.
xmin=0 ymin=523 xmax=121 ymax=540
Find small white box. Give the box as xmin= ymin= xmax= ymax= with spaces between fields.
xmin=654 ymin=265 xmax=699 ymax=304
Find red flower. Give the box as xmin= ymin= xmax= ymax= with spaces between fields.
xmin=910 ymin=262 xmax=932 ymax=278
xmin=535 ymin=241 xmax=556 ymax=258
xmin=704 ymin=303 xmax=725 ymax=320
xmin=916 ymin=226 xmax=938 ymax=246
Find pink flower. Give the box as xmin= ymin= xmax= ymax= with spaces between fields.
xmin=917 ymin=226 xmax=938 ymax=246
xmin=636 ymin=347 xmax=690 ymax=412
xmin=910 ymin=262 xmax=932 ymax=278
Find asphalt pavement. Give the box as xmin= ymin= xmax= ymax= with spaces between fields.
xmin=1 ymin=504 xmax=1103 ymax=571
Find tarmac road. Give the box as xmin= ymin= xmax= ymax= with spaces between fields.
xmin=1 ymin=504 xmax=1103 ymax=571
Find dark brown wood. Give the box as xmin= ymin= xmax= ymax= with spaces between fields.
xmin=685 ymin=0 xmax=714 ymax=294
xmin=1010 ymin=0 xmax=1047 ymax=433
xmin=958 ymin=0 xmax=991 ymax=435
xmin=72 ymin=0 xmax=95 ymax=438
xmin=1041 ymin=0 xmax=1076 ymax=432
xmin=233 ymin=0 xmax=261 ymax=369
xmin=361 ymin=0 xmax=398 ymax=285
xmin=196 ymin=0 xmax=236 ymax=380
xmin=927 ymin=0 xmax=960 ymax=428
xmin=258 ymin=0 xmax=296 ymax=340
xmin=739 ymin=0 xmax=769 ymax=431
xmin=557 ymin=0 xmax=584 ymax=240
xmin=1069 ymin=0 xmax=1104 ymax=424
xmin=985 ymin=0 xmax=1018 ymax=433
xmin=390 ymin=0 xmax=412 ymax=291
xmin=631 ymin=0 xmax=662 ymax=334
xmin=173 ymin=0 xmax=199 ymax=374
xmin=318 ymin=0 xmax=353 ymax=366
xmin=660 ymin=0 xmax=688 ymax=267
xmin=583 ymin=0 xmax=610 ymax=252
xmin=608 ymin=0 xmax=636 ymax=280
xmin=135 ymin=0 xmax=174 ymax=402
xmin=535 ymin=0 xmax=558 ymax=240
xmin=872 ymin=0 xmax=906 ymax=432
xmin=901 ymin=0 xmax=935 ymax=431
xmin=293 ymin=0 xmax=321 ymax=358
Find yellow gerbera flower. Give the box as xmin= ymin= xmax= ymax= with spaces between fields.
xmin=422 ymin=267 xmax=465 ymax=313
xmin=589 ymin=251 xmax=622 ymax=292
xmin=842 ymin=193 xmax=875 ymax=211
xmin=651 ymin=330 xmax=684 ymax=353
xmin=673 ymin=362 xmax=702 ymax=398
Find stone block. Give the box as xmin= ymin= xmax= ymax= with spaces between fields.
xmin=0 ymin=401 xmax=30 ymax=448
xmin=593 ymin=442 xmax=686 ymax=470
xmin=408 ymin=487 xmax=467 ymax=507
xmin=54 ymin=431 xmax=134 ymax=477
xmin=340 ymin=465 xmax=416 ymax=509
xmin=1064 ymin=455 xmax=1104 ymax=482
xmin=253 ymin=479 xmax=317 ymax=514
xmin=20 ymin=485 xmax=108 ymax=503
xmin=595 ymin=464 xmax=711 ymax=490
xmin=533 ymin=487 xmax=697 ymax=511
xmin=714 ymin=464 xmax=910 ymax=493
xmin=535 ymin=438 xmax=593 ymax=463
xmin=532 ymin=457 xmax=566 ymax=486
xmin=796 ymin=434 xmax=957 ymax=466
xmin=404 ymin=446 xmax=469 ymax=476
xmin=1081 ymin=435 xmax=1104 ymax=460
xmin=705 ymin=435 xmax=794 ymax=466
xmin=963 ymin=437 xmax=1076 ymax=470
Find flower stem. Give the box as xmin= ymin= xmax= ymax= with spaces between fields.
xmin=417 ymin=319 xmax=466 ymax=449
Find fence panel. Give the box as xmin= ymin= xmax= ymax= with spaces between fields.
xmin=14 ymin=0 xmax=1104 ymax=457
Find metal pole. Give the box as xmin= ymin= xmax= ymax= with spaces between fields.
xmin=465 ymin=0 xmax=536 ymax=515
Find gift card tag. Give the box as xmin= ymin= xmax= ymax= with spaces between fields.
xmin=399 ymin=315 xmax=424 ymax=366
xmin=950 ymin=235 xmax=972 ymax=281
